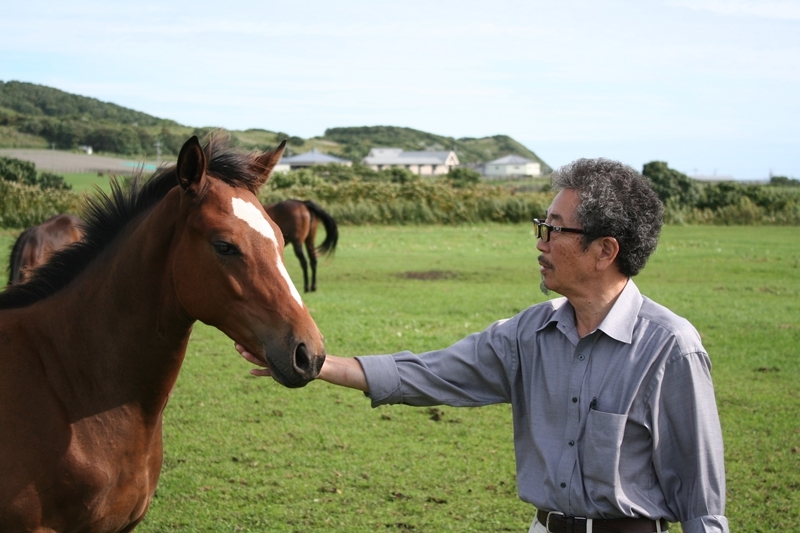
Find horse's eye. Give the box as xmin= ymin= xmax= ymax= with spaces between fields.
xmin=213 ymin=241 xmax=239 ymax=256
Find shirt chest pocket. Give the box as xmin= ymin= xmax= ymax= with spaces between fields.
xmin=582 ymin=409 xmax=627 ymax=502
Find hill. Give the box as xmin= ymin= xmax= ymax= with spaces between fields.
xmin=0 ymin=80 xmax=177 ymax=126
xmin=318 ymin=126 xmax=550 ymax=171
xmin=0 ymin=81 xmax=549 ymax=171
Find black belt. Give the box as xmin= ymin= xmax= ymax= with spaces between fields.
xmin=537 ymin=510 xmax=669 ymax=533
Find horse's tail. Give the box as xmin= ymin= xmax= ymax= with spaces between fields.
xmin=303 ymin=200 xmax=338 ymax=256
xmin=7 ymin=227 xmax=35 ymax=286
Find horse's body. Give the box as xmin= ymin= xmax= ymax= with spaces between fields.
xmin=264 ymin=199 xmax=338 ymax=292
xmin=7 ymin=213 xmax=84 ymax=285
xmin=0 ymin=136 xmax=325 ymax=533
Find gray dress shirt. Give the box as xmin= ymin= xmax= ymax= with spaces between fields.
xmin=356 ymin=280 xmax=729 ymax=533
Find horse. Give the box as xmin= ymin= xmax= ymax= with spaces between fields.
xmin=264 ymin=199 xmax=338 ymax=292
xmin=7 ymin=213 xmax=84 ymax=285
xmin=0 ymin=135 xmax=326 ymax=533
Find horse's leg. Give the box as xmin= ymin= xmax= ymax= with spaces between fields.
xmin=306 ymin=225 xmax=318 ymax=292
xmin=290 ymin=240 xmax=310 ymax=292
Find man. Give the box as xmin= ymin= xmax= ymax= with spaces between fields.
xmin=238 ymin=158 xmax=728 ymax=533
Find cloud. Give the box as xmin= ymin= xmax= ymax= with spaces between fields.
xmin=667 ymin=0 xmax=800 ymax=20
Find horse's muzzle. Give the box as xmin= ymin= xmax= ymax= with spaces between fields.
xmin=267 ymin=343 xmax=325 ymax=388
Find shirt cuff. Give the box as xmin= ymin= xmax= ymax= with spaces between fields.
xmin=355 ymin=354 xmax=403 ymax=407
xmin=681 ymin=515 xmax=730 ymax=533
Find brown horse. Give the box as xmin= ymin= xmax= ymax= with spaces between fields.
xmin=0 ymin=136 xmax=325 ymax=532
xmin=7 ymin=213 xmax=84 ymax=285
xmin=264 ymin=199 xmax=338 ymax=292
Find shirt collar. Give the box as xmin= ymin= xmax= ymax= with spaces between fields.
xmin=595 ymin=279 xmax=643 ymax=344
xmin=540 ymin=279 xmax=644 ymax=345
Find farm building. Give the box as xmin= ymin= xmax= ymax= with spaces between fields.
xmin=483 ymin=154 xmax=541 ymax=178
xmin=362 ymin=148 xmax=459 ymax=176
xmin=276 ymin=148 xmax=352 ymax=172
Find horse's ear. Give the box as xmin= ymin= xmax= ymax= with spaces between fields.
xmin=253 ymin=140 xmax=287 ymax=186
xmin=176 ymin=136 xmax=207 ymax=191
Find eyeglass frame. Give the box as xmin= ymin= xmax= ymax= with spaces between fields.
xmin=533 ymin=218 xmax=586 ymax=242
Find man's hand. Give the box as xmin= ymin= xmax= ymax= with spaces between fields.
xmin=235 ymin=342 xmax=370 ymax=392
xmin=234 ymin=343 xmax=272 ymax=377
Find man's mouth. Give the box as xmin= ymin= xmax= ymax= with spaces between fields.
xmin=538 ymin=255 xmax=553 ymax=271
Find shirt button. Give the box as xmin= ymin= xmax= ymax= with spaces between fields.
xmin=560 ymin=482 xmax=567 ymax=488
xmin=572 ymin=397 xmax=578 ymax=403
xmin=568 ymin=440 xmax=575 ymax=446
xmin=578 ymin=354 xmax=585 ymax=361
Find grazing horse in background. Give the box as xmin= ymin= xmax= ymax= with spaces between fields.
xmin=0 ymin=136 xmax=326 ymax=533
xmin=264 ymin=199 xmax=338 ymax=292
xmin=7 ymin=213 xmax=84 ymax=285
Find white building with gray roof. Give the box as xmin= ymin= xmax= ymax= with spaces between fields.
xmin=483 ymin=154 xmax=541 ymax=178
xmin=362 ymin=148 xmax=459 ymax=176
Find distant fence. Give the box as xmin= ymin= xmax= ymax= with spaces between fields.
xmin=55 ymin=167 xmax=139 ymax=176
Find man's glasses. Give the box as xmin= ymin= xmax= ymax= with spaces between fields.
xmin=533 ymin=219 xmax=585 ymax=242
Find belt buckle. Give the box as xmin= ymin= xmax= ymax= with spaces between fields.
xmin=545 ymin=511 xmax=564 ymax=533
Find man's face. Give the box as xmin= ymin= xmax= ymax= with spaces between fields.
xmin=536 ymin=189 xmax=592 ymax=297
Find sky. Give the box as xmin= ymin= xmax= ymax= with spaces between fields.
xmin=1 ymin=0 xmax=798 ymax=180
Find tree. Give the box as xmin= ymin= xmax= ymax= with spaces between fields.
xmin=642 ymin=161 xmax=700 ymax=207
xmin=769 ymin=176 xmax=800 ymax=187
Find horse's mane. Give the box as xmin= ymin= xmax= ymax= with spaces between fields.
xmin=0 ymin=135 xmax=264 ymax=310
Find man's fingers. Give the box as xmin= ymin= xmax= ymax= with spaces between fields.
xmin=235 ymin=342 xmax=268 ymax=368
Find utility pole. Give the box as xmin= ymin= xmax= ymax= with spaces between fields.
xmin=154 ymin=141 xmax=162 ymax=167
xmin=51 ymin=142 xmax=56 ymax=172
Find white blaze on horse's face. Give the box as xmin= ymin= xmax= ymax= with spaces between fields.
xmin=230 ymin=197 xmax=303 ymax=307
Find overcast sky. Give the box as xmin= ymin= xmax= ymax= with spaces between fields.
xmin=2 ymin=0 xmax=798 ymax=179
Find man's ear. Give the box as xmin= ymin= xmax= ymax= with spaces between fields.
xmin=595 ymin=236 xmax=620 ymax=272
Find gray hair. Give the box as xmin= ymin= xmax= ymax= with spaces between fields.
xmin=551 ymin=158 xmax=663 ymax=277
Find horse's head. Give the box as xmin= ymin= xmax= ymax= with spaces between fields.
xmin=171 ymin=136 xmax=325 ymax=387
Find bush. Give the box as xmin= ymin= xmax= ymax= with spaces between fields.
xmin=0 ymin=156 xmax=71 ymax=190
xmin=769 ymin=176 xmax=800 ymax=187
xmin=642 ymin=161 xmax=701 ymax=207
xmin=261 ymin=179 xmax=553 ymax=225
xmin=36 ymin=171 xmax=72 ymax=190
xmin=0 ymin=155 xmax=37 ymax=184
xmin=0 ymin=179 xmax=82 ymax=228
xmin=444 ymin=167 xmax=482 ymax=188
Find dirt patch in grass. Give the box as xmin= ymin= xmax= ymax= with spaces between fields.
xmin=398 ymin=270 xmax=459 ymax=281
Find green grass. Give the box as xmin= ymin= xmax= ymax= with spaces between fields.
xmin=62 ymin=172 xmax=115 ymax=194
xmin=0 ymin=225 xmax=798 ymax=532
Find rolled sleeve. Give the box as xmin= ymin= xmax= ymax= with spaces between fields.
xmin=681 ymin=515 xmax=730 ymax=533
xmin=355 ymin=318 xmax=517 ymax=409
xmin=355 ymin=354 xmax=403 ymax=407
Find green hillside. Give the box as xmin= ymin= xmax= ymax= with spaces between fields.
xmin=0 ymin=80 xmax=175 ymax=126
xmin=0 ymin=81 xmax=549 ymax=171
xmin=319 ymin=126 xmax=550 ymax=172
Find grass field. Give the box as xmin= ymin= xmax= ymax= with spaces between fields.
xmin=0 ymin=224 xmax=798 ymax=532
xmin=63 ymin=172 xmax=115 ymax=194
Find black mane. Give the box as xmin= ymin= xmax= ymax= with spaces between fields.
xmin=0 ymin=136 xmax=264 ymax=310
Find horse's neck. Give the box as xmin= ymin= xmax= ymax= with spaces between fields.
xmin=30 ymin=191 xmax=193 ymax=420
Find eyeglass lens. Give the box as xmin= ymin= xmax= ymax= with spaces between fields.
xmin=535 ymin=220 xmax=549 ymax=242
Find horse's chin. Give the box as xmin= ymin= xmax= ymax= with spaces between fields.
xmin=263 ymin=354 xmax=313 ymax=389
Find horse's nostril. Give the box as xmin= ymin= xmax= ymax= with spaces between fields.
xmin=294 ymin=343 xmax=311 ymax=373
